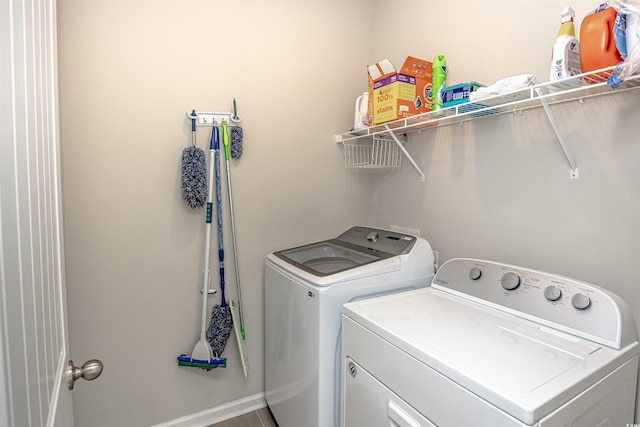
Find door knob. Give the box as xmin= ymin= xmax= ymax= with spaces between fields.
xmin=67 ymin=359 xmax=103 ymax=390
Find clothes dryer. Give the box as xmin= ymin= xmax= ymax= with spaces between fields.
xmin=265 ymin=226 xmax=435 ymax=427
xmin=342 ymin=258 xmax=639 ymax=426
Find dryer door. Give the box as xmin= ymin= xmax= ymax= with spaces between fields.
xmin=343 ymin=358 xmax=435 ymax=427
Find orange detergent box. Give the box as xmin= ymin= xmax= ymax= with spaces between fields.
xmin=367 ymin=56 xmax=433 ymax=125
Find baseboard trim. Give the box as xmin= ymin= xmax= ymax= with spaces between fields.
xmin=151 ymin=392 xmax=267 ymax=427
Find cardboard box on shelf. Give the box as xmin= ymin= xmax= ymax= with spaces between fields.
xmin=367 ymin=56 xmax=433 ymax=125
xmin=442 ymin=82 xmax=484 ymax=107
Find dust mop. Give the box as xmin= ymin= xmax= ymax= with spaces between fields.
xmin=181 ymin=110 xmax=207 ymax=209
xmin=206 ymin=125 xmax=232 ymax=358
xmin=229 ymin=99 xmax=243 ymax=159
xmin=177 ymin=126 xmax=226 ymax=370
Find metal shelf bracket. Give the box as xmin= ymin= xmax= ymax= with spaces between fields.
xmin=535 ymin=88 xmax=579 ymax=179
xmin=383 ymin=124 xmax=426 ymax=182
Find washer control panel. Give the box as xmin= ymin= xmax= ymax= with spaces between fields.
xmin=433 ymin=258 xmax=629 ymax=349
xmin=336 ymin=226 xmax=417 ymax=256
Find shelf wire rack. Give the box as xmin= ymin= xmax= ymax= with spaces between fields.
xmin=343 ymin=134 xmax=407 ymax=169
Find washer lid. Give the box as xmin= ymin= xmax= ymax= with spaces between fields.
xmin=268 ymin=226 xmax=434 ymax=286
xmin=270 ymin=226 xmax=420 ymax=279
xmin=343 ymin=288 xmax=639 ymax=425
xmin=274 ymin=240 xmax=389 ymax=276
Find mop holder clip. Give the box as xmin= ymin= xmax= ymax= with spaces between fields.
xmin=186 ymin=111 xmax=239 ymax=128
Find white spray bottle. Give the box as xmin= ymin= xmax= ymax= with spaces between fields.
xmin=550 ymin=6 xmax=582 ymax=81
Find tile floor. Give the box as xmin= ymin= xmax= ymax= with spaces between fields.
xmin=211 ymin=407 xmax=278 ymax=427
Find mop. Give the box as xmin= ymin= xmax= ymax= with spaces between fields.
xmin=207 ymin=125 xmax=232 ymax=359
xmin=177 ymin=126 xmax=226 ymax=370
xmin=181 ymin=110 xmax=207 ymax=209
xmin=222 ymin=121 xmax=249 ymax=377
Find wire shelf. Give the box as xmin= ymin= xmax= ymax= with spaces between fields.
xmin=334 ymin=66 xmax=640 ymax=144
xmin=343 ymin=135 xmax=406 ymax=169
xmin=335 ymin=66 xmax=640 ymax=180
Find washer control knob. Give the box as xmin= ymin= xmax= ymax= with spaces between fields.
xmin=544 ymin=286 xmax=562 ymax=301
xmin=500 ymin=272 xmax=520 ymax=290
xmin=571 ymin=293 xmax=591 ymax=310
xmin=469 ymin=267 xmax=482 ymax=280
xmin=365 ymin=232 xmax=378 ymax=242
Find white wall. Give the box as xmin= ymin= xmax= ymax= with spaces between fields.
xmin=57 ymin=0 xmax=640 ymax=425
xmin=57 ymin=1 xmax=372 ymax=426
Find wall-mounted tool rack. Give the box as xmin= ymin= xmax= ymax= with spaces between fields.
xmin=186 ymin=111 xmax=241 ymax=127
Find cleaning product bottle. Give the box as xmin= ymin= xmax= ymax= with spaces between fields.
xmin=550 ymin=6 xmax=582 ymax=82
xmin=432 ymin=55 xmax=446 ymax=114
xmin=353 ymin=92 xmax=369 ymax=131
xmin=580 ymin=4 xmax=624 ymax=75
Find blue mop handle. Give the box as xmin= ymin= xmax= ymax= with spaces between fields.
xmin=213 ymin=127 xmax=227 ymax=307
xmin=211 ymin=126 xmax=219 ymax=150
xmin=207 ymin=127 xmax=219 ymax=224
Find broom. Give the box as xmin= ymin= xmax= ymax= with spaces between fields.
xmin=207 ymin=125 xmax=232 ymax=358
xmin=222 ymin=121 xmax=249 ymax=377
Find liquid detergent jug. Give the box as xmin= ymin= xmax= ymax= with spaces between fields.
xmin=580 ymin=4 xmax=624 ymax=75
xmin=353 ymin=92 xmax=369 ymax=131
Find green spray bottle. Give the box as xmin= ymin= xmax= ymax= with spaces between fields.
xmin=432 ymin=55 xmax=447 ymax=114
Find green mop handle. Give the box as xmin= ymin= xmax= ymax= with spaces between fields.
xmin=222 ymin=121 xmax=230 ymax=160
xmin=221 ymin=121 xmax=245 ymax=339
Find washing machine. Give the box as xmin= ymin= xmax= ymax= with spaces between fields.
xmin=264 ymin=226 xmax=435 ymax=427
xmin=342 ymin=258 xmax=640 ymax=426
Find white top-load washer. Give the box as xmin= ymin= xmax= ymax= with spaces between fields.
xmin=342 ymin=258 xmax=639 ymax=427
xmin=265 ymin=226 xmax=435 ymax=427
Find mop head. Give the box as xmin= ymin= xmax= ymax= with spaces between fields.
xmin=207 ymin=305 xmax=232 ymax=358
xmin=229 ymin=126 xmax=243 ymax=159
xmin=177 ymin=354 xmax=227 ymax=370
xmin=181 ymin=146 xmax=207 ymax=208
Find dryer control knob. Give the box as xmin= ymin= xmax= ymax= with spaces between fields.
xmin=366 ymin=232 xmax=379 ymax=242
xmin=571 ymin=293 xmax=591 ymax=310
xmin=500 ymin=272 xmax=520 ymax=290
xmin=469 ymin=267 xmax=482 ymax=280
xmin=544 ymin=286 xmax=562 ymax=301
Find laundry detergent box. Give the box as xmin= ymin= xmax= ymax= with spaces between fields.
xmin=367 ymin=56 xmax=433 ymax=125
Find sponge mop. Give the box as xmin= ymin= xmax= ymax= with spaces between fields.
xmin=206 ymin=124 xmax=232 ymax=358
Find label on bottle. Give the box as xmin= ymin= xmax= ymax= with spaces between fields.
xmin=432 ymin=65 xmax=447 ymax=112
xmin=566 ymin=40 xmax=581 ymax=76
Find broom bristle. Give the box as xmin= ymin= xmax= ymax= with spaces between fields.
xmin=207 ymin=305 xmax=232 ymax=358
xmin=181 ymin=146 xmax=207 ymax=208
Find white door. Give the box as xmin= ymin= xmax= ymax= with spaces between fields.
xmin=1 ymin=1 xmax=101 ymax=426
